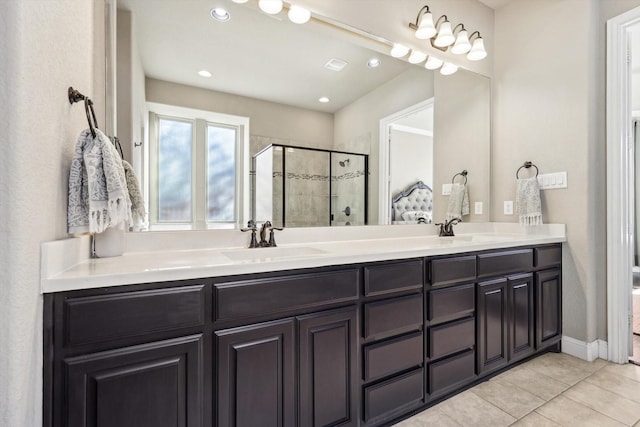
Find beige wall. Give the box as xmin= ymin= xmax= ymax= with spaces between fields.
xmin=146 ymin=78 xmax=334 ymax=151
xmin=0 ymin=1 xmax=99 ymax=425
xmin=433 ymin=70 xmax=491 ymax=223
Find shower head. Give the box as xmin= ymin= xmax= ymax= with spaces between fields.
xmin=339 ymin=159 xmax=350 ymax=167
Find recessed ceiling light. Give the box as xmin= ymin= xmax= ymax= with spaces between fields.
xmin=198 ymin=70 xmax=212 ymax=77
xmin=210 ymin=8 xmax=230 ymax=21
xmin=319 ymin=97 xmax=330 ymax=103
xmin=367 ymin=58 xmax=381 ymax=68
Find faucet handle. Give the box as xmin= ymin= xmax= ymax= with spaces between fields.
xmin=267 ymin=225 xmax=283 ymax=247
xmin=241 ymin=220 xmax=257 ymax=231
xmin=241 ymin=220 xmax=259 ymax=248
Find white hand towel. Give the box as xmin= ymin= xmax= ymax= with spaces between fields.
xmin=68 ymin=129 xmax=132 ymax=234
xmin=516 ymin=176 xmax=542 ymax=226
xmin=446 ymin=183 xmax=469 ymax=220
xmin=122 ymin=160 xmax=146 ymax=230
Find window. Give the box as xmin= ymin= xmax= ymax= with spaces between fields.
xmin=148 ymin=104 xmax=249 ymax=230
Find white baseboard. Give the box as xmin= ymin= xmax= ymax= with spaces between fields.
xmin=561 ymin=336 xmax=608 ymax=361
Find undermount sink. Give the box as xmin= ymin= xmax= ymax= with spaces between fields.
xmin=222 ymin=246 xmax=327 ymax=262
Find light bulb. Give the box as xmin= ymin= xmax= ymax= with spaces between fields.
xmin=288 ymin=5 xmax=311 ymax=24
xmin=451 ymin=29 xmax=471 ymax=54
xmin=467 ymin=37 xmax=487 ymax=61
xmin=408 ymin=50 xmax=427 ymax=64
xmin=440 ymin=62 xmax=459 ymax=75
xmin=259 ymin=0 xmax=283 ymax=14
xmin=434 ymin=20 xmax=455 ymax=47
xmin=424 ymin=56 xmax=443 ymax=70
xmin=390 ymin=43 xmax=410 ymax=58
xmin=415 ymin=12 xmax=436 ymax=39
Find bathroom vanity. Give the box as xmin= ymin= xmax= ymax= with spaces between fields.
xmin=42 ymin=225 xmax=563 ymax=427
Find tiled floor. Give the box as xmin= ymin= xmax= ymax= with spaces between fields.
xmin=396 ymin=352 xmax=640 ymax=426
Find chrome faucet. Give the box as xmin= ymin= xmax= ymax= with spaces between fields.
xmin=435 ymin=218 xmax=461 ymax=237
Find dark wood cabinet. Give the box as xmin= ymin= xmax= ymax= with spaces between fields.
xmin=64 ymin=334 xmax=204 ymax=427
xmin=477 ymin=278 xmax=508 ymax=374
xmin=298 ymin=307 xmax=358 ymax=427
xmin=508 ymin=273 xmax=535 ymax=361
xmin=216 ymin=318 xmax=296 ymax=427
xmin=536 ymin=268 xmax=562 ymax=349
xmin=45 ymin=244 xmax=562 ymax=427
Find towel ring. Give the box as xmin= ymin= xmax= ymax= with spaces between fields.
xmin=516 ymin=161 xmax=539 ymax=179
xmin=452 ymin=170 xmax=468 ymax=185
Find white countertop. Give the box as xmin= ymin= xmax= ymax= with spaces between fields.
xmin=41 ymin=223 xmax=566 ymax=293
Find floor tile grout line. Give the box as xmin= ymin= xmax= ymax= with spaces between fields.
xmin=561 ymin=392 xmax=635 ymax=426
xmin=467 ymin=389 xmax=522 ymax=423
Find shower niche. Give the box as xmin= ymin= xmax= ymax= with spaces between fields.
xmin=253 ymin=145 xmax=368 ymax=227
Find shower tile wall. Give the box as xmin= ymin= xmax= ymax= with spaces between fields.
xmin=285 ymin=149 xmax=330 ymax=227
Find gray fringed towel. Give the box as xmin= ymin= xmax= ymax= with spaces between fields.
xmin=67 ymin=129 xmax=132 ymax=234
xmin=516 ymin=176 xmax=543 ymax=226
xmin=122 ymin=160 xmax=146 ymax=230
xmin=446 ymin=183 xmax=469 ymax=220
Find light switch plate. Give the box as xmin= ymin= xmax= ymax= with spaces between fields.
xmin=474 ymin=202 xmax=483 ymax=215
xmin=537 ymin=172 xmax=568 ymax=190
xmin=504 ymin=200 xmax=513 ymax=215
xmin=442 ymin=183 xmax=452 ymax=195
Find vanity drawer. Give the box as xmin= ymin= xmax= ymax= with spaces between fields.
xmin=535 ymin=245 xmax=562 ymax=268
xmin=428 ymin=349 xmax=475 ymax=396
xmin=364 ymin=332 xmax=423 ymax=382
xmin=364 ymin=259 xmax=423 ymax=296
xmin=477 ymin=249 xmax=533 ymax=278
xmin=363 ymin=294 xmax=423 ymax=340
xmin=427 ymin=283 xmax=475 ymax=325
xmin=428 ymin=317 xmax=474 ymax=360
xmin=430 ymin=255 xmax=476 ymax=287
xmin=64 ymin=285 xmax=206 ymax=347
xmin=364 ymin=367 xmax=424 ymax=423
xmin=214 ymin=269 xmax=359 ymax=322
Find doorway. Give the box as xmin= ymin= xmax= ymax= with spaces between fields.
xmin=378 ymin=98 xmax=434 ymax=224
xmin=606 ymin=6 xmax=640 ymax=364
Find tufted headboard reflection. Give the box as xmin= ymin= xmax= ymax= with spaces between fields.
xmin=391 ymin=181 xmax=433 ymax=223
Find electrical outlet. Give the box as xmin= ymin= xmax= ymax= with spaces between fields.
xmin=504 ymin=200 xmax=514 ymax=215
xmin=474 ymin=202 xmax=483 ymax=215
xmin=442 ymin=183 xmax=452 ymax=196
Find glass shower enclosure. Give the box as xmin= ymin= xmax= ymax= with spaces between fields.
xmin=253 ymin=144 xmax=368 ymax=227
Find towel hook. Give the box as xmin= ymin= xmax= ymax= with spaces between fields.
xmin=452 ymin=170 xmax=468 ymax=185
xmin=516 ymin=161 xmax=539 ymax=179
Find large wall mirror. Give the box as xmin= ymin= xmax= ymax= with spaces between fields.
xmin=113 ymin=0 xmax=490 ymax=231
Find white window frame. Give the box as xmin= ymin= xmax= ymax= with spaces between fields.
xmin=147 ymin=102 xmax=250 ymax=230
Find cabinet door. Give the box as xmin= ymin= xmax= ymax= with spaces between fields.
xmin=298 ymin=306 xmax=358 ymax=427
xmin=536 ymin=268 xmax=562 ymax=349
xmin=477 ymin=279 xmax=508 ymax=374
xmin=64 ymin=334 xmax=203 ymax=427
xmin=216 ymin=318 xmax=296 ymax=427
xmin=508 ymin=274 xmax=535 ymax=361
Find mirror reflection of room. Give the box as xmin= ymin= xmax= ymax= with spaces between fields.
xmin=115 ymin=0 xmax=490 ymax=230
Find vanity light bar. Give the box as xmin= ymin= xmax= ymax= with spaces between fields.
xmin=406 ymin=4 xmax=487 ymax=63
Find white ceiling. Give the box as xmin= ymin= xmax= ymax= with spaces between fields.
xmin=477 ymin=0 xmax=514 ymax=10
xmin=118 ymin=0 xmax=418 ymax=113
